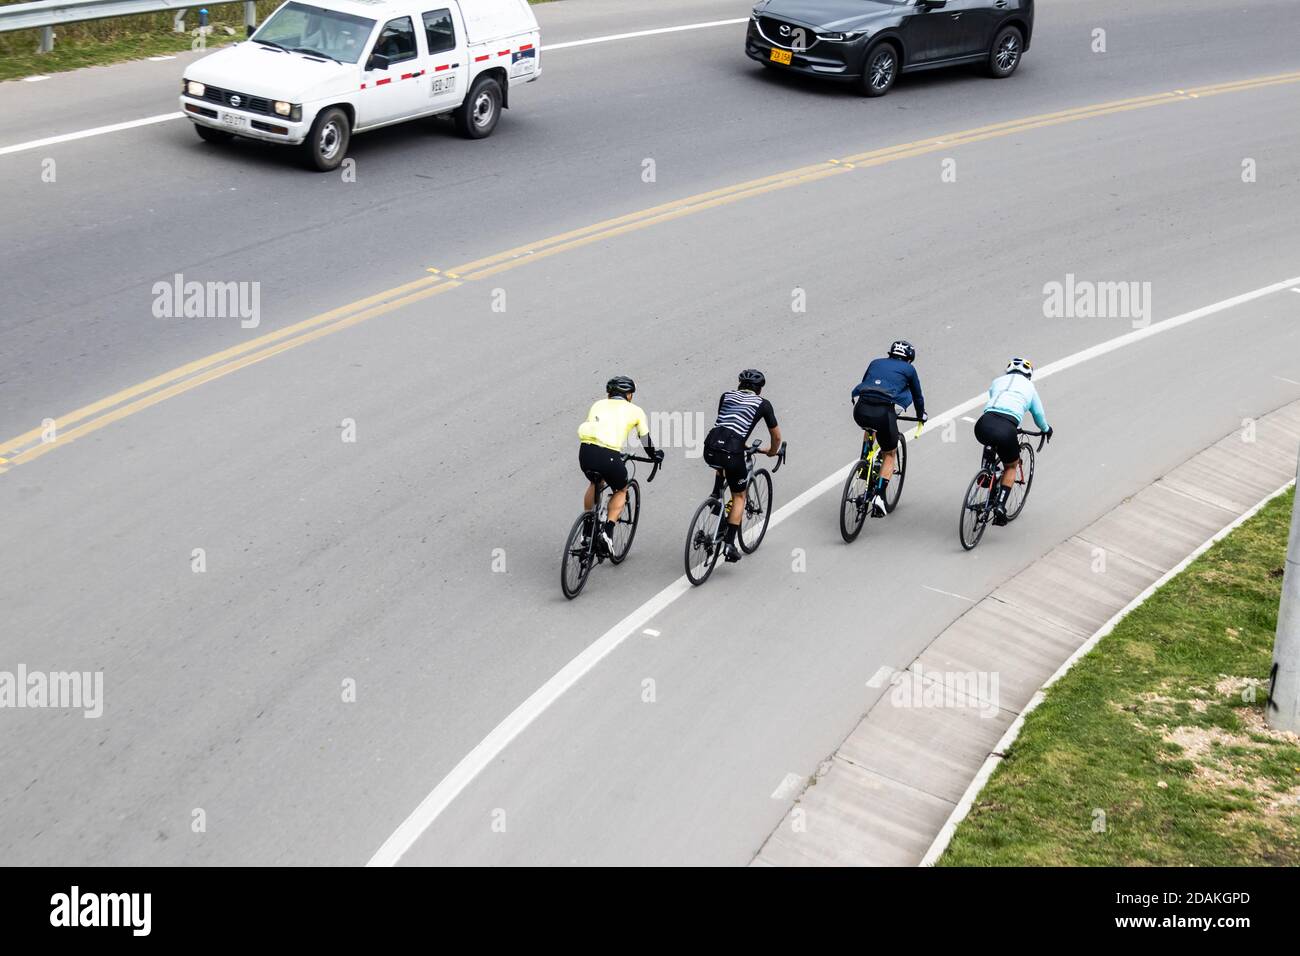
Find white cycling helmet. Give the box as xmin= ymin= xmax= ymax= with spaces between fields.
xmin=1006 ymin=357 xmax=1034 ymax=379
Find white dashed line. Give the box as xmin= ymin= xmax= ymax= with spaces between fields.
xmin=771 ymin=773 xmax=805 ymax=801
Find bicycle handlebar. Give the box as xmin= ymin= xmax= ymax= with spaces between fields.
xmin=623 ymin=453 xmax=661 ymax=483
xmin=1017 ymin=428 xmax=1050 ymax=452
xmin=773 ymin=441 xmax=787 ymax=473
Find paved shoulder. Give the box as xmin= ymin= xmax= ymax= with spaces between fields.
xmin=755 ymin=399 xmax=1300 ymax=866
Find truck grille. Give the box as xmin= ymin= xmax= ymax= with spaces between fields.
xmin=201 ymin=84 xmax=273 ymax=116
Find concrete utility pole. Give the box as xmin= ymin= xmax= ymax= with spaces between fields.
xmin=1267 ymin=443 xmax=1300 ymax=734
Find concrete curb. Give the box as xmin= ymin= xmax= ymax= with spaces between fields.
xmin=919 ymin=473 xmax=1295 ymax=867
xmin=752 ymin=398 xmax=1300 ymax=868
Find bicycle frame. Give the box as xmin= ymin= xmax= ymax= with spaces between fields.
xmin=703 ymin=441 xmax=786 ymax=548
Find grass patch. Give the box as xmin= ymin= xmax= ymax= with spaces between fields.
xmin=939 ymin=487 xmax=1300 ymax=866
xmin=0 ymin=0 xmax=557 ymax=83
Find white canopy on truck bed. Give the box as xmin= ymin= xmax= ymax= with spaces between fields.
xmin=461 ymin=0 xmax=539 ymax=45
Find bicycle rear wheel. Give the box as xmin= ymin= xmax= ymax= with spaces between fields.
xmin=740 ymin=468 xmax=773 ymax=553
xmin=685 ymin=497 xmax=723 ymax=586
xmin=1004 ymin=442 xmax=1036 ymax=521
xmin=609 ymin=479 xmax=640 ymax=564
xmin=839 ymin=458 xmax=872 ymax=543
xmin=561 ymin=512 xmax=596 ymax=599
xmin=959 ymin=470 xmax=994 ymax=551
xmin=883 ymin=434 xmax=907 ymax=512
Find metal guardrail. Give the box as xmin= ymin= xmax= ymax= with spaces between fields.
xmin=0 ymin=0 xmax=259 ymax=53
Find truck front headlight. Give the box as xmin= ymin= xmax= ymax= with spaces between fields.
xmin=186 ymin=80 xmax=206 ymax=97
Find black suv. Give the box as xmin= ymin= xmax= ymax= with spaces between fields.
xmin=746 ymin=0 xmax=1034 ymax=96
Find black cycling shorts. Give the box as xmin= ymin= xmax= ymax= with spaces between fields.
xmin=703 ymin=443 xmax=749 ymax=494
xmin=579 ymin=442 xmax=628 ymax=491
xmin=853 ymin=398 xmax=899 ymax=453
xmin=974 ymin=411 xmax=1022 ymax=465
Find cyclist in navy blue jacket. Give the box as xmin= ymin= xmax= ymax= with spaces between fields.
xmin=850 ymin=340 xmax=927 ymax=516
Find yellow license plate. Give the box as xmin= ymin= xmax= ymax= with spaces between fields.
xmin=769 ymin=48 xmax=792 ymax=66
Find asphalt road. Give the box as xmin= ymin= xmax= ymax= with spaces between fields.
xmin=1 ymin=0 xmax=1298 ymax=865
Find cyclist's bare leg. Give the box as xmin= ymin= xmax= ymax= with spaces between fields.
xmin=862 ymin=430 xmax=895 ymax=480
xmin=728 ymin=489 xmax=746 ymax=527
xmin=583 ymin=481 xmax=597 ymax=511
xmin=1000 ymin=461 xmax=1019 ymax=489
xmin=607 ymin=488 xmax=628 ymax=524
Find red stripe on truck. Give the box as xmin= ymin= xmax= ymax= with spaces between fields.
xmin=474 ymin=54 xmax=489 ymax=62
xmin=519 ymin=43 xmax=533 ymax=51
xmin=435 ymin=64 xmax=450 ymax=72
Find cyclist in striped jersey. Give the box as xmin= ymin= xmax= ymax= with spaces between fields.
xmin=702 ymin=369 xmax=783 ymax=564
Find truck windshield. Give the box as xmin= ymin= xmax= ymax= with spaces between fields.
xmin=252 ymin=2 xmax=376 ymax=64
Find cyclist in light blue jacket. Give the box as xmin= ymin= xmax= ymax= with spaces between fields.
xmin=973 ymin=358 xmax=1054 ymax=525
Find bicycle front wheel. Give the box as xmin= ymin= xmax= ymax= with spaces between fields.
xmin=740 ymin=469 xmax=774 ymax=553
xmin=839 ymin=459 xmax=872 ymax=543
xmin=609 ymin=479 xmax=640 ymax=564
xmin=959 ymin=470 xmax=994 ymax=551
xmin=1005 ymin=442 xmax=1036 ymax=521
xmin=561 ymin=512 xmax=595 ymax=599
xmin=685 ymin=497 xmax=723 ymax=586
xmin=884 ymin=434 xmax=907 ymax=512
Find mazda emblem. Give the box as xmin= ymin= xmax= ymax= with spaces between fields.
xmin=779 ymin=25 xmax=790 ymax=36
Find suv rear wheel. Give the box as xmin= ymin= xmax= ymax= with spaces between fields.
xmin=987 ymin=25 xmax=1023 ymax=78
xmin=858 ymin=41 xmax=899 ymax=97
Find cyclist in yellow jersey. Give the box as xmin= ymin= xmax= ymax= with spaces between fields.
xmin=578 ymin=376 xmax=663 ymax=555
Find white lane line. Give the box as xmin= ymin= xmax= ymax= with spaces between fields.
xmin=771 ymin=773 xmax=805 ymax=801
xmin=367 ymin=273 xmax=1300 ymax=867
xmin=642 ymin=628 xmax=661 ymax=637
xmin=1275 ymin=376 xmax=1300 ymax=386
xmin=922 ymin=585 xmax=976 ymax=603
xmin=960 ymin=416 xmax=977 ymax=423
xmin=0 ymin=112 xmax=184 ymax=157
xmin=543 ymin=18 xmax=747 ymax=51
xmin=0 ymin=18 xmax=748 ymax=158
xmin=22 ymin=76 xmax=50 ymax=83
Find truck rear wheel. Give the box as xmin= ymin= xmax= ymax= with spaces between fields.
xmin=303 ymin=107 xmax=350 ymax=172
xmin=454 ymin=75 xmax=503 ymax=139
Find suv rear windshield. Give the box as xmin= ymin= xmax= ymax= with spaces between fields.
xmin=252 ymin=2 xmax=377 ymax=64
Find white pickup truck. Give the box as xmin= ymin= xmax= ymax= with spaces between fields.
xmin=180 ymin=0 xmax=540 ymax=170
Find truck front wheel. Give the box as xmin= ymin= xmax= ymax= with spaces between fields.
xmin=454 ymin=75 xmax=503 ymax=140
xmin=303 ymin=107 xmax=350 ymax=172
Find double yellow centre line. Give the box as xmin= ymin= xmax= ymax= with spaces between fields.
xmin=3 ymin=69 xmax=1297 ymax=475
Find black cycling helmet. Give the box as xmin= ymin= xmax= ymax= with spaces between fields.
xmin=888 ymin=339 xmax=916 ymax=363
xmin=606 ymin=375 xmax=636 ymax=397
xmin=1006 ymin=357 xmax=1034 ymax=379
xmin=738 ymin=368 xmax=766 ymax=391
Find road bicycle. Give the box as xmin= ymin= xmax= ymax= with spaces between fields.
xmin=684 ymin=440 xmax=786 ymax=586
xmin=839 ymin=411 xmax=921 ymax=543
xmin=958 ymin=428 xmax=1048 ymax=551
xmin=560 ymin=452 xmax=661 ymax=599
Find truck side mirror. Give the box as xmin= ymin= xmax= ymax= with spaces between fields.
xmin=245 ymin=24 xmax=254 ymax=37
xmin=368 ymin=52 xmax=390 ymax=71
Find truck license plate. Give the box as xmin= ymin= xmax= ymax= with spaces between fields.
xmin=221 ymin=112 xmax=248 ymax=129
